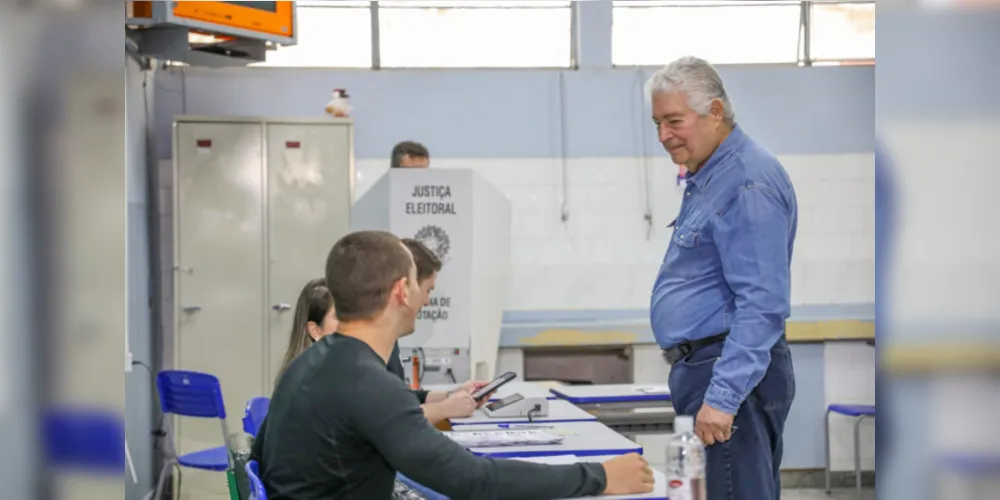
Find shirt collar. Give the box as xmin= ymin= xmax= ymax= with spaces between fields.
xmin=687 ymin=123 xmax=745 ymax=192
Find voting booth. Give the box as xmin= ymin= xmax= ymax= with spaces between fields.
xmin=352 ymin=168 xmax=512 ymax=386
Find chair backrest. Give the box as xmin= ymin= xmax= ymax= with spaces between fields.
xmin=156 ymin=370 xmax=227 ymax=419
xmin=246 ymin=460 xmax=267 ymax=500
xmin=43 ymin=407 xmax=125 ymax=475
xmin=243 ymin=397 xmax=271 ymax=437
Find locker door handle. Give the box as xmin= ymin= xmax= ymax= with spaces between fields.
xmin=272 ymin=303 xmax=292 ymax=312
xmin=182 ymin=306 xmax=202 ymax=314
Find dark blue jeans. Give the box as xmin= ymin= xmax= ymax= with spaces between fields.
xmin=668 ymin=337 xmax=796 ymax=500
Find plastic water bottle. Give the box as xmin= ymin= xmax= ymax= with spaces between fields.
xmin=666 ymin=415 xmax=707 ymax=500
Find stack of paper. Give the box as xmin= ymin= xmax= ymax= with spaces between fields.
xmin=512 ymin=454 xmax=580 ymax=465
xmin=444 ymin=429 xmax=565 ymax=448
xmin=634 ymin=386 xmax=670 ymax=395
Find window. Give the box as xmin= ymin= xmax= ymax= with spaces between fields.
xmin=251 ymin=1 xmax=372 ymax=68
xmin=377 ymin=1 xmax=572 ymax=68
xmin=809 ymin=1 xmax=875 ymax=63
xmin=612 ymin=1 xmax=803 ymax=66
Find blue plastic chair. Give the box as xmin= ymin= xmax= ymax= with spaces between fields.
xmin=246 ymin=460 xmax=267 ymax=500
xmin=824 ymin=403 xmax=875 ymax=497
xmin=243 ymin=396 xmax=271 ymax=437
xmin=152 ymin=370 xmax=232 ymax=500
xmin=43 ymin=406 xmax=125 ymax=476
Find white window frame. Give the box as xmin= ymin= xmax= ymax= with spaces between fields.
xmin=251 ymin=0 xmax=376 ymax=69
xmin=246 ymin=0 xmax=875 ymax=69
xmin=805 ymin=0 xmax=875 ymax=66
xmin=372 ymin=0 xmax=576 ymax=69
xmin=610 ymin=0 xmax=875 ymax=68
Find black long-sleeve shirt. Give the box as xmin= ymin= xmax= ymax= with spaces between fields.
xmin=253 ymin=333 xmax=606 ymax=500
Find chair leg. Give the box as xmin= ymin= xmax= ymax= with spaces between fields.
xmin=853 ymin=415 xmax=864 ymax=498
xmin=825 ymin=409 xmax=832 ymax=494
xmin=151 ymin=459 xmax=179 ymax=500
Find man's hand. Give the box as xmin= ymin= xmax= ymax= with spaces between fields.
xmin=459 ymin=380 xmax=487 ymax=394
xmin=695 ymin=402 xmax=735 ymax=446
xmin=458 ymin=380 xmax=492 ymax=408
xmin=439 ymin=390 xmax=477 ymax=419
xmin=601 ymin=453 xmax=655 ymax=495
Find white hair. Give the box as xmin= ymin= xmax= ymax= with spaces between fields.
xmin=644 ymin=56 xmax=736 ymax=126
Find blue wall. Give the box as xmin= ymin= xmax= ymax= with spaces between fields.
xmin=127 ymin=57 xmax=157 ymax=499
xmin=784 ymin=344 xmax=827 ymax=468
xmin=877 ymin=10 xmax=1000 ymax=120
xmin=155 ymin=65 xmax=873 ymax=160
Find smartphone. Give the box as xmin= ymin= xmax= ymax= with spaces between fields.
xmin=470 ymin=371 xmax=517 ymax=402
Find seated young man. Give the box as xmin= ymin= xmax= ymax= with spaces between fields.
xmin=253 ymin=231 xmax=654 ymax=499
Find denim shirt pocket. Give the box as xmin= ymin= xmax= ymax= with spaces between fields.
xmin=663 ymin=221 xmax=712 ymax=279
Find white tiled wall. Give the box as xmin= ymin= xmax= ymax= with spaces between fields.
xmin=356 ymin=153 xmax=875 ymax=310
xmin=931 ymin=374 xmax=1000 ymax=455
xmin=824 ymin=342 xmax=877 ymax=472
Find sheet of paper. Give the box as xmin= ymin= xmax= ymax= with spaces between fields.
xmin=512 ymin=454 xmax=580 ymax=465
xmin=633 ymin=406 xmax=674 ymax=414
xmin=444 ymin=429 xmax=564 ymax=448
xmin=633 ymin=385 xmax=669 ymax=395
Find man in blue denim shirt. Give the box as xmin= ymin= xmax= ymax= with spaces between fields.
xmin=647 ymin=57 xmax=798 ymax=499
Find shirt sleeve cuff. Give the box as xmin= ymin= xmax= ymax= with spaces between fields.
xmin=704 ymin=382 xmax=743 ymax=415
xmin=413 ymin=389 xmax=430 ymax=404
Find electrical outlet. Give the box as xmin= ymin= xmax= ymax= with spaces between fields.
xmin=125 ymin=351 xmax=133 ymax=372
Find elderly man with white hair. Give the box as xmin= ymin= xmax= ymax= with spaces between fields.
xmin=648 ymin=56 xmax=798 ymax=499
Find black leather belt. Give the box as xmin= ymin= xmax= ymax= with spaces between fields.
xmin=661 ymin=332 xmax=730 ymax=364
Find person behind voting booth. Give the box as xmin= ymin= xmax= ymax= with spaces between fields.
xmin=255 ymin=231 xmax=654 ymax=499
xmin=647 ymin=57 xmax=798 ymax=499
xmin=390 ymin=140 xmax=430 ymax=169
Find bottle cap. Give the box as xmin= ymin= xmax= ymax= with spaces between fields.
xmin=674 ymin=415 xmax=694 ymax=434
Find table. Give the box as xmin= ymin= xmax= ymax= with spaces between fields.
xmin=549 ymin=384 xmax=674 ymax=436
xmin=395 ymin=454 xmax=666 ymax=500
xmin=422 ymin=381 xmax=557 ymax=402
xmin=450 ymin=400 xmax=597 ymax=427
xmin=549 ymin=384 xmax=671 ymax=407
xmin=450 ymin=421 xmax=643 ymax=458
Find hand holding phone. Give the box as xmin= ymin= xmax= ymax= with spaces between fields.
xmin=470 ymin=371 xmax=517 ymax=402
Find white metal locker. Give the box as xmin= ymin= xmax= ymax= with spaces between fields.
xmin=173 ymin=120 xmax=266 ymax=500
xmin=264 ymin=122 xmax=353 ymax=393
xmin=170 ymin=117 xmax=353 ymax=499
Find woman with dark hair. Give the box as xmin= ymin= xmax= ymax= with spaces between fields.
xmin=275 ymin=278 xmax=337 ymax=386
